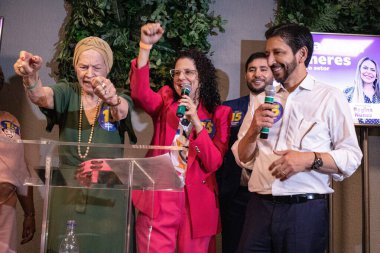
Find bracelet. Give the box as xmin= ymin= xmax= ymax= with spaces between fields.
xmin=109 ymin=95 xmax=122 ymax=107
xmin=23 ymin=78 xmax=39 ymax=90
xmin=139 ymin=41 xmax=153 ymax=50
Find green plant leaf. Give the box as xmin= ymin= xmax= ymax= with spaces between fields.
xmin=273 ymin=0 xmax=380 ymax=34
xmin=55 ymin=0 xmax=226 ymax=90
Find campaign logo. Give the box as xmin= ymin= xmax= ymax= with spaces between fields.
xmin=231 ymin=111 xmax=244 ymax=127
xmin=272 ymin=101 xmax=283 ymax=124
xmin=1 ymin=120 xmax=20 ymax=138
xmin=201 ymin=119 xmax=216 ymax=138
xmin=98 ymin=106 xmax=117 ymax=132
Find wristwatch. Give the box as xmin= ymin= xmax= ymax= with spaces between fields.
xmin=311 ymin=152 xmax=323 ymax=171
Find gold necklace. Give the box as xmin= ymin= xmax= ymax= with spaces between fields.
xmin=77 ymin=90 xmax=101 ymax=159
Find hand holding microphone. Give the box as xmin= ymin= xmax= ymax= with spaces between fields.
xmin=176 ymin=83 xmax=192 ymax=118
xmin=260 ymin=84 xmax=276 ymax=139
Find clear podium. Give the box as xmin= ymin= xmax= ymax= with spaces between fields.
xmin=2 ymin=138 xmax=183 ymax=253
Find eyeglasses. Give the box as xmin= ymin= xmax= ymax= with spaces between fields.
xmin=169 ymin=69 xmax=197 ymax=79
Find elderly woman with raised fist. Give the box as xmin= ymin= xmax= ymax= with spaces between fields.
xmin=14 ymin=37 xmax=136 ymax=163
xmin=13 ymin=37 xmax=136 ymax=253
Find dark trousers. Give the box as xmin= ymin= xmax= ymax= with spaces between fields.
xmin=220 ymin=186 xmax=252 ymax=253
xmin=236 ymin=193 xmax=328 ymax=253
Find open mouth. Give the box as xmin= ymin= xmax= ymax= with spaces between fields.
xmin=253 ymin=79 xmax=265 ymax=85
xmin=271 ymin=65 xmax=283 ymax=74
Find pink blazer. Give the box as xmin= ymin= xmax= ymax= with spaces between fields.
xmin=130 ymin=59 xmax=232 ymax=238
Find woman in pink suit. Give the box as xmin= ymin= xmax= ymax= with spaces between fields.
xmin=130 ymin=23 xmax=232 ymax=253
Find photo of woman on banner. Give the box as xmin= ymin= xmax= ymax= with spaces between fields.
xmin=344 ymin=57 xmax=380 ymax=104
xmin=344 ymin=57 xmax=380 ymax=124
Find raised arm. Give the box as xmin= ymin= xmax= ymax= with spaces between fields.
xmin=130 ymin=23 xmax=166 ymax=115
xmin=14 ymin=51 xmax=54 ymax=109
xmin=137 ymin=23 xmax=164 ymax=68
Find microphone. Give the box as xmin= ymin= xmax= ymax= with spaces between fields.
xmin=260 ymin=84 xmax=276 ymax=139
xmin=176 ymin=83 xmax=192 ymax=118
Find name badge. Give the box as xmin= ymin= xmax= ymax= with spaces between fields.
xmin=1 ymin=120 xmax=20 ymax=138
xmin=231 ymin=111 xmax=244 ymax=127
xmin=273 ymin=101 xmax=284 ymax=123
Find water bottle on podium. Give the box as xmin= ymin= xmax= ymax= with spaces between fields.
xmin=59 ymin=220 xmax=80 ymax=253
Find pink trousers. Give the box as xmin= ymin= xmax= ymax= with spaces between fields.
xmin=136 ymin=191 xmax=212 ymax=253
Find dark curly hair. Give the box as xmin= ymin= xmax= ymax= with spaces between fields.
xmin=173 ymin=49 xmax=221 ymax=113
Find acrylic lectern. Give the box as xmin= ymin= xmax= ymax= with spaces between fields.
xmin=8 ymin=138 xmax=184 ymax=253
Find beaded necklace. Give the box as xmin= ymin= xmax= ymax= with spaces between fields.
xmin=77 ymin=89 xmax=101 ymax=159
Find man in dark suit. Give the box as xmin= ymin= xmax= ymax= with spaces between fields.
xmin=217 ymin=52 xmax=274 ymax=253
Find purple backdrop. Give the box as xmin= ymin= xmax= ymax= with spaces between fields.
xmin=309 ymin=33 xmax=380 ymax=124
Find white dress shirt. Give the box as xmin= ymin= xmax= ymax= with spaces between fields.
xmin=231 ymin=92 xmax=256 ymax=168
xmin=232 ymin=75 xmax=363 ymax=195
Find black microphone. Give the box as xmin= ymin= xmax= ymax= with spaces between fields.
xmin=176 ymin=83 xmax=192 ymax=118
xmin=260 ymin=84 xmax=276 ymax=139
